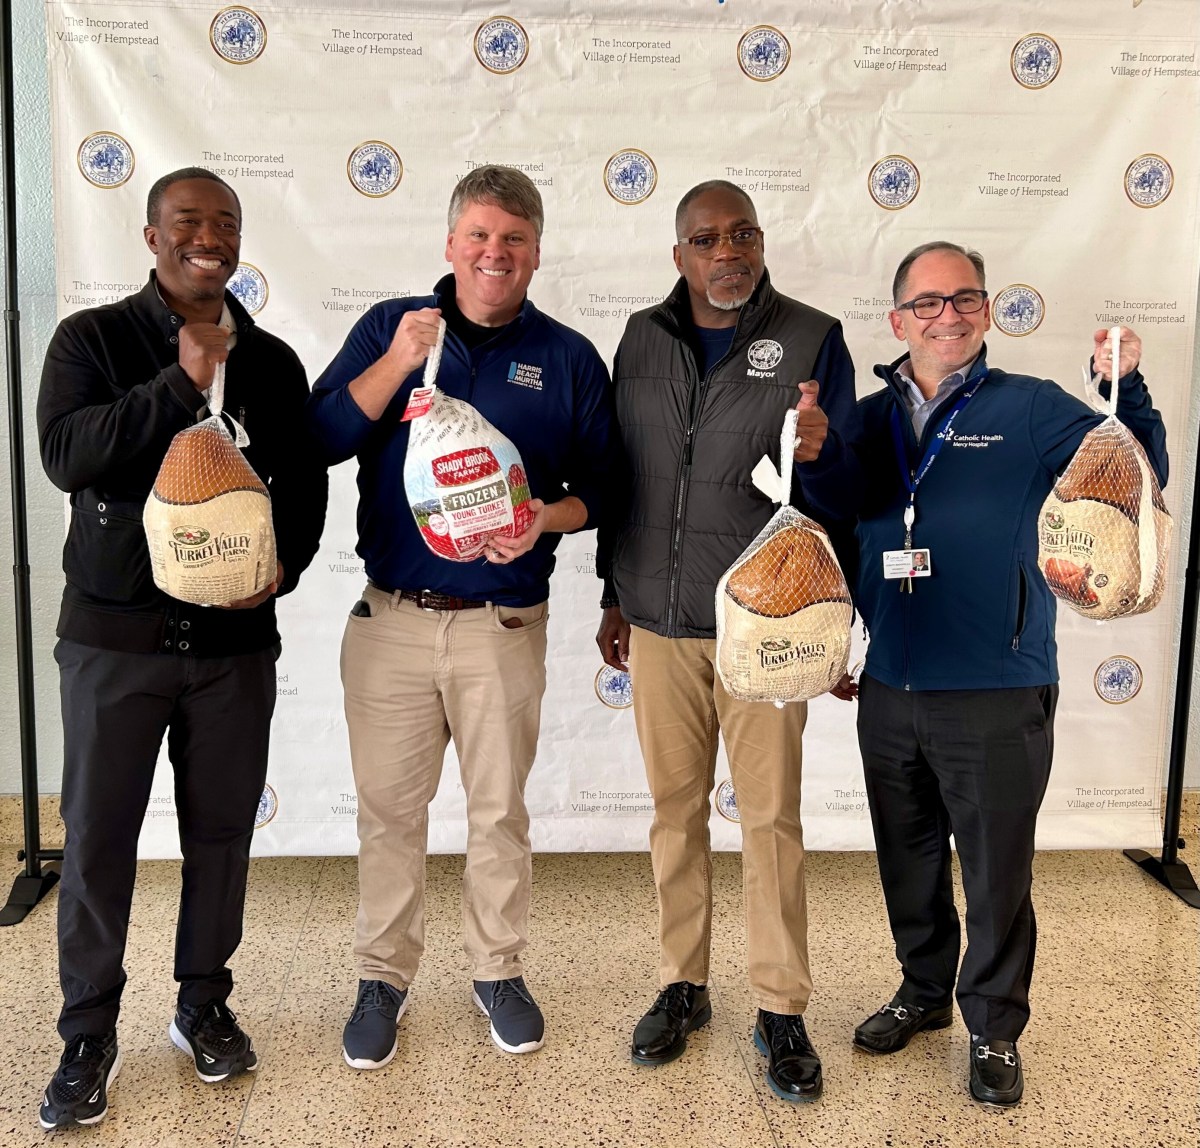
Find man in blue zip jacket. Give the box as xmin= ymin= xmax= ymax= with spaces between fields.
xmin=307 ymin=166 xmax=613 ymax=1069
xmin=802 ymin=241 xmax=1167 ymax=1107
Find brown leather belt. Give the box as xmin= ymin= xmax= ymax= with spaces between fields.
xmin=369 ymin=582 xmax=486 ymax=611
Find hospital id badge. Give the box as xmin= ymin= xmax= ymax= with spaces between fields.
xmin=883 ymin=549 xmax=933 ymax=579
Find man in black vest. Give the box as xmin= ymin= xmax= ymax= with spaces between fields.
xmin=596 ymin=180 xmax=857 ymax=1103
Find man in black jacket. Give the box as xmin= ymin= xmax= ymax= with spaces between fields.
xmin=596 ymin=180 xmax=857 ymax=1103
xmin=35 ymin=168 xmax=327 ymax=1130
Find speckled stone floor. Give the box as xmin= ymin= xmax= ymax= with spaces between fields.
xmin=1 ymin=842 xmax=1196 ymax=1148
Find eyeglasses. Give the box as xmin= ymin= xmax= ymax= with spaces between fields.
xmin=896 ymin=290 xmax=988 ymax=319
xmin=678 ymin=228 xmax=763 ymax=256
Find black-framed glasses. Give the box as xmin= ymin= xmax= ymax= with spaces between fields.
xmin=678 ymin=227 xmax=763 ymax=256
xmin=896 ymin=290 xmax=988 ymax=319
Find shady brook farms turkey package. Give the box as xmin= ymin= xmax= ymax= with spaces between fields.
xmin=403 ymin=319 xmax=534 ymax=561
xmin=715 ymin=410 xmax=853 ymax=704
xmin=1037 ymin=329 xmax=1171 ymax=621
xmin=144 ymin=359 xmax=276 ymax=605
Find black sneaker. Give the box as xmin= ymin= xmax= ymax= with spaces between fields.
xmin=342 ymin=979 xmax=409 ymax=1070
xmin=170 ymin=1000 xmax=258 ymax=1082
xmin=753 ymin=1010 xmax=823 ymax=1103
xmin=473 ymin=976 xmax=544 ymax=1054
xmin=39 ymin=1031 xmax=122 ymax=1130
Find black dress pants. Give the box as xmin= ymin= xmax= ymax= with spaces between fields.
xmin=55 ymin=638 xmax=277 ymax=1039
xmin=857 ymin=673 xmax=1056 ymax=1042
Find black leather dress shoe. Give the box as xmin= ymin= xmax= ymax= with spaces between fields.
xmin=753 ymin=1010 xmax=823 ymax=1103
xmin=853 ymin=994 xmax=954 ymax=1054
xmin=630 ymin=982 xmax=711 ymax=1065
xmin=969 ymin=1037 xmax=1023 ymax=1107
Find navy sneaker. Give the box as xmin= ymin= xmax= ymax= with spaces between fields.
xmin=342 ymin=979 xmax=409 ymax=1069
xmin=472 ymin=976 xmax=545 ymax=1054
xmin=170 ymin=1000 xmax=258 ymax=1082
xmin=39 ymin=1031 xmax=122 ymax=1130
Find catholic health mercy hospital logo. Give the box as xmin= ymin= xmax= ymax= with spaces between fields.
xmin=210 ymin=6 xmax=267 ymax=64
xmin=348 ymin=141 xmax=403 ymax=197
xmin=78 ymin=132 xmax=134 ymax=189
xmin=605 ymin=150 xmax=657 ymax=205
xmin=474 ymin=16 xmax=528 ymax=73
xmin=737 ymin=26 xmax=790 ymax=81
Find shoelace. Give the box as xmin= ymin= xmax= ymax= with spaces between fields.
xmin=193 ymin=1001 xmax=245 ymax=1045
xmin=487 ymin=979 xmax=535 ymax=1009
xmin=762 ymin=1013 xmax=811 ymax=1055
xmin=652 ymin=982 xmax=694 ymax=1017
xmin=61 ymin=1033 xmax=110 ymax=1070
xmin=352 ymin=982 xmax=400 ymax=1021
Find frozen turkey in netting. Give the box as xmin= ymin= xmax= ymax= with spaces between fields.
xmin=144 ymin=410 xmax=276 ymax=606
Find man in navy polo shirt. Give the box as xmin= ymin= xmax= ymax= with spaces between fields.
xmin=308 ymin=166 xmax=613 ymax=1068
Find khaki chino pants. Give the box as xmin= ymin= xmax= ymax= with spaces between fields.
xmin=629 ymin=626 xmax=812 ymax=1014
xmin=340 ymin=584 xmax=548 ymax=990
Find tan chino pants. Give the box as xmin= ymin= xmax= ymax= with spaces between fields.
xmin=340 ymin=584 xmax=548 ymax=990
xmin=629 ymin=625 xmax=812 ymax=1014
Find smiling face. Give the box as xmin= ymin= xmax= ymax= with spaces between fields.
xmin=445 ymin=199 xmax=540 ymax=327
xmin=143 ymin=178 xmax=241 ymax=321
xmin=889 ymin=249 xmax=990 ymax=393
xmin=673 ymin=187 xmax=765 ymax=328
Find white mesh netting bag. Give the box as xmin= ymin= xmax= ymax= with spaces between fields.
xmin=144 ymin=359 xmax=276 ymax=605
xmin=716 ymin=409 xmax=853 ymax=705
xmin=1037 ymin=330 xmax=1171 ymax=620
xmin=403 ymin=319 xmax=534 ymax=562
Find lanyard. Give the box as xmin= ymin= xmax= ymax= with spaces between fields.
xmin=889 ymin=377 xmax=982 ymax=550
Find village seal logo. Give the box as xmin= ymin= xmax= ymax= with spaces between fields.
xmin=747 ymin=339 xmax=783 ymax=371
xmin=992 ymin=284 xmax=1044 ymax=336
xmin=1010 ymin=34 xmax=1061 ymax=89
xmin=594 ymin=666 xmax=633 ymax=709
xmin=1094 ymin=656 xmax=1142 ymax=704
xmin=715 ymin=779 xmax=740 ymax=823
xmin=347 ymin=141 xmax=403 ymax=198
xmin=605 ymin=150 xmax=657 ymax=205
xmin=210 ymin=6 xmax=267 ymax=64
xmin=474 ymin=17 xmax=528 ymax=74
xmin=228 ymin=263 xmax=268 ymax=315
xmin=868 ymin=156 xmax=919 ymax=210
xmin=78 ymin=132 xmax=134 ymax=189
xmin=254 ymin=783 xmax=278 ymax=829
xmin=1124 ymin=154 xmax=1173 ymax=208
xmin=737 ymin=26 xmax=790 ymax=82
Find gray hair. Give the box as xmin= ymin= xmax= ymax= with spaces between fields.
xmin=447 ymin=165 xmax=544 ymax=239
xmin=674 ymin=180 xmax=757 ymax=240
xmin=892 ymin=241 xmax=986 ymax=305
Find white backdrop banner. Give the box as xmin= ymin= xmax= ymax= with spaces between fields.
xmin=44 ymin=0 xmax=1200 ymax=856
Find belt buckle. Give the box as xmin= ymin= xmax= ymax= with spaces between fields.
xmin=417 ymin=589 xmax=437 ymax=611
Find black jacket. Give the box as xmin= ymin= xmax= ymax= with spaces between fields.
xmin=37 ymin=274 xmax=328 ymax=656
xmin=601 ymin=271 xmax=856 ymax=638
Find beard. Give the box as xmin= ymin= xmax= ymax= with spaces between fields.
xmin=705 ymin=289 xmax=749 ymax=311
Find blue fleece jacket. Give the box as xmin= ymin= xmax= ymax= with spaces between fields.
xmin=799 ymin=347 xmax=1168 ymax=691
xmin=307 ymin=275 xmax=615 ymax=606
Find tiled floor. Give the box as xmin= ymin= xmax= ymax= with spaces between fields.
xmin=1 ymin=844 xmax=1197 ymax=1148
